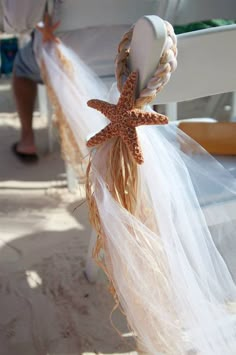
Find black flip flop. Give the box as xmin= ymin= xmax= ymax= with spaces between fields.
xmin=12 ymin=143 xmax=39 ymax=163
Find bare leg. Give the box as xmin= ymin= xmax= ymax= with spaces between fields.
xmin=13 ymin=72 xmax=37 ymax=154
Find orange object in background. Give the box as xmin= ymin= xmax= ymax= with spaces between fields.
xmin=179 ymin=122 xmax=236 ymax=155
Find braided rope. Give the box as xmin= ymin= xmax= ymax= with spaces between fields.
xmin=115 ymin=21 xmax=177 ymax=108
xmin=115 ymin=28 xmax=134 ymax=92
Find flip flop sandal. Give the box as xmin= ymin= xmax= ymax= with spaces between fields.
xmin=12 ymin=143 xmax=39 ymax=163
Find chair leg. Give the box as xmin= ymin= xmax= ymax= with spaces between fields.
xmin=85 ymin=230 xmax=99 ymax=283
xmin=38 ymin=84 xmax=54 ymax=153
xmin=165 ymin=102 xmax=177 ymax=121
xmin=65 ymin=162 xmax=78 ymax=192
xmin=38 ymin=85 xmax=79 ymax=192
xmin=231 ymin=91 xmax=236 ymax=122
xmin=205 ymin=94 xmax=221 ymax=118
xmin=47 ymin=112 xmax=54 ymax=154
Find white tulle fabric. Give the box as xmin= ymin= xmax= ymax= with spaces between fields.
xmin=42 ymin=42 xmax=109 ymax=157
xmin=42 ymin=42 xmax=236 ymax=354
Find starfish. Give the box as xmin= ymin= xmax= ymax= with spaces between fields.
xmin=87 ymin=71 xmax=168 ymax=164
xmin=37 ymin=13 xmax=60 ymax=44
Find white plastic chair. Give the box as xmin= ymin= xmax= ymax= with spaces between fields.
xmin=160 ymin=0 xmax=236 ymax=25
xmin=85 ymin=15 xmax=236 ymax=282
xmin=156 ymin=0 xmax=236 ymax=121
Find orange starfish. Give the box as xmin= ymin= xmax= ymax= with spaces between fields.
xmin=37 ymin=13 xmax=60 ymax=44
xmin=87 ymin=72 xmax=168 ymax=164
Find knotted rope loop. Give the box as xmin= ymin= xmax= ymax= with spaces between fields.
xmin=116 ymin=20 xmax=177 ymax=108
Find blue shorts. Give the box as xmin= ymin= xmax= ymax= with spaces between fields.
xmin=14 ymin=35 xmax=43 ymax=83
